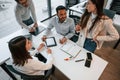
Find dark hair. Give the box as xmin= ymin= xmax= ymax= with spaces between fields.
xmin=8 ymin=36 xmax=32 ymax=66
xmin=15 ymin=0 xmax=19 ymax=3
xmin=56 ymin=5 xmax=66 ymax=13
xmin=80 ymin=0 xmax=105 ymax=31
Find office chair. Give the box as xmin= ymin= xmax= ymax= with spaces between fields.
xmin=69 ymin=15 xmax=80 ymax=25
xmin=103 ymin=9 xmax=116 ymax=19
xmin=66 ymin=0 xmax=79 ymax=9
xmin=5 ymin=65 xmax=50 ymax=80
xmin=69 ymin=15 xmax=80 ymax=42
xmin=103 ymin=9 xmax=120 ymax=49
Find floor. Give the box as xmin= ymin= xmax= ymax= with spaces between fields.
xmin=94 ymin=42 xmax=120 ymax=80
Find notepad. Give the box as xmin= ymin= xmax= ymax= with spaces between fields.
xmin=60 ymin=42 xmax=81 ymax=57
xmin=45 ymin=37 xmax=57 ymax=47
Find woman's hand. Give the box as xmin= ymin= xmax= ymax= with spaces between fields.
xmin=93 ymin=36 xmax=98 ymax=43
xmin=47 ymin=48 xmax=52 ymax=54
xmin=59 ymin=37 xmax=67 ymax=44
xmin=75 ymin=24 xmax=81 ymax=32
xmin=37 ymin=43 xmax=45 ymax=51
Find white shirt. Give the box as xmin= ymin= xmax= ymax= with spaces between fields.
xmin=87 ymin=13 xmax=97 ymax=38
xmin=13 ymin=49 xmax=54 ymax=75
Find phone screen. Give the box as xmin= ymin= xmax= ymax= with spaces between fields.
xmin=87 ymin=52 xmax=92 ymax=60
xmin=85 ymin=59 xmax=91 ymax=67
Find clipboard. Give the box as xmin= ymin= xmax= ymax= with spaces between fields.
xmin=45 ymin=37 xmax=57 ymax=47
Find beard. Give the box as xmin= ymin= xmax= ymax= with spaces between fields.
xmin=59 ymin=17 xmax=66 ymax=23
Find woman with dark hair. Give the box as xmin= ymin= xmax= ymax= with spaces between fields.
xmin=75 ymin=0 xmax=119 ymax=52
xmin=8 ymin=36 xmax=54 ymax=75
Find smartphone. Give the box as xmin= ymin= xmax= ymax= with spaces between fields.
xmin=87 ymin=52 xmax=92 ymax=60
xmin=85 ymin=59 xmax=91 ymax=67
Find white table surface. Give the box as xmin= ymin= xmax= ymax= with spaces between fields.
xmin=33 ymin=30 xmax=108 ymax=80
xmin=0 ymin=22 xmax=108 ymax=80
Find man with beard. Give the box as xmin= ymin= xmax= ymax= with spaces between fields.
xmin=42 ymin=5 xmax=75 ymax=44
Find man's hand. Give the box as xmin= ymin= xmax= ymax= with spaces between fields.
xmin=29 ymin=27 xmax=35 ymax=32
xmin=59 ymin=37 xmax=67 ymax=44
xmin=29 ymin=23 xmax=38 ymax=32
xmin=33 ymin=22 xmax=38 ymax=28
xmin=42 ymin=35 xmax=47 ymax=41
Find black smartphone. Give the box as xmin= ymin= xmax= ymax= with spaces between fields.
xmin=87 ymin=52 xmax=92 ymax=60
xmin=85 ymin=59 xmax=91 ymax=67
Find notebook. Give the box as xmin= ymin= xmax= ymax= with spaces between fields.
xmin=60 ymin=42 xmax=81 ymax=57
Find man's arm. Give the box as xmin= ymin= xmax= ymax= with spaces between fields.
xmin=43 ymin=18 xmax=55 ymax=36
xmin=29 ymin=0 xmax=37 ymax=24
xmin=65 ymin=19 xmax=75 ymax=38
xmin=42 ymin=19 xmax=54 ymax=41
xmin=15 ymin=9 xmax=30 ymax=30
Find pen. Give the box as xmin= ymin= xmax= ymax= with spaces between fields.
xmin=75 ymin=59 xmax=84 ymax=62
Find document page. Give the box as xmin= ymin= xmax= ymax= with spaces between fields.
xmin=60 ymin=42 xmax=81 ymax=57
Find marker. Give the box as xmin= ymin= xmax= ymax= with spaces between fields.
xmin=64 ymin=56 xmax=73 ymax=61
xmin=75 ymin=59 xmax=84 ymax=62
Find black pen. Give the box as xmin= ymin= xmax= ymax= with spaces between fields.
xmin=75 ymin=59 xmax=84 ymax=62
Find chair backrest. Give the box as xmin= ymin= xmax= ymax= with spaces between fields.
xmin=103 ymin=9 xmax=116 ymax=19
xmin=69 ymin=15 xmax=80 ymax=25
xmin=5 ymin=65 xmax=48 ymax=80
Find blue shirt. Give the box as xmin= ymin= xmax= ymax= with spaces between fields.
xmin=45 ymin=16 xmax=75 ymax=38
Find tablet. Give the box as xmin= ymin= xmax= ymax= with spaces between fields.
xmin=45 ymin=37 xmax=57 ymax=47
xmin=30 ymin=26 xmax=46 ymax=36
